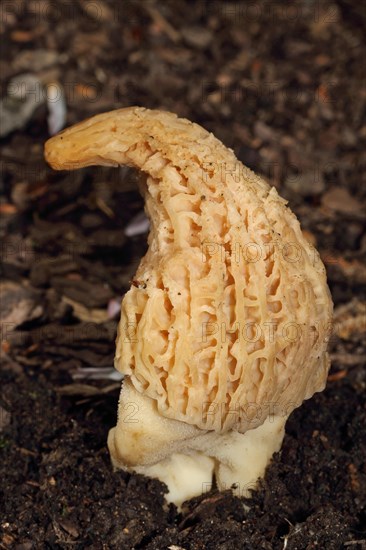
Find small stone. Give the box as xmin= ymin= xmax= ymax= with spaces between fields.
xmin=182 ymin=26 xmax=213 ymax=49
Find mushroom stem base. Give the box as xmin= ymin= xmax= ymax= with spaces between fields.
xmin=108 ymin=378 xmax=287 ymax=508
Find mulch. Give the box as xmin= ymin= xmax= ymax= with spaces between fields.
xmin=1 ymin=1 xmax=365 ymax=548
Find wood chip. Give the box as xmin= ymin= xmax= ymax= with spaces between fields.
xmin=0 ymin=406 xmax=11 ymax=431
xmin=347 ymin=463 xmax=360 ymax=492
xmin=322 ymin=187 xmax=363 ymax=214
xmin=79 ymin=0 xmax=113 ymax=22
xmin=61 ymin=296 xmax=110 ymax=323
xmin=11 ymin=31 xmax=34 ymax=42
xmin=59 ymin=519 xmax=79 ymax=538
xmin=327 ymin=370 xmax=347 ymax=382
xmin=0 ymin=203 xmax=17 ymax=214
xmin=57 ymin=383 xmax=120 ymax=396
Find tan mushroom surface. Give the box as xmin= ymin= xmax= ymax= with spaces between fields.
xmin=45 ymin=107 xmax=333 ymax=507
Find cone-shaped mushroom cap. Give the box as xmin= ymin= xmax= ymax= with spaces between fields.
xmin=45 ymin=107 xmax=333 ymax=433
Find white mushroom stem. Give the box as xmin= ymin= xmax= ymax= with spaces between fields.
xmin=108 ymin=378 xmax=287 ymax=508
xmin=45 ymin=107 xmax=332 ymax=508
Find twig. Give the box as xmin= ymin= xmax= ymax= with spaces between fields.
xmin=144 ymin=4 xmax=181 ymax=43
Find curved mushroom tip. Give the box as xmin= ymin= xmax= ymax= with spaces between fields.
xmin=45 ymin=106 xmax=333 ymax=507
xmin=44 ymin=135 xmax=65 ymax=170
xmin=45 ymin=124 xmax=85 ymax=170
xmin=44 ymin=106 xmax=156 ymax=171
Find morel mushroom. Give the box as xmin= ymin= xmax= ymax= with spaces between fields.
xmin=45 ymin=107 xmax=333 ymax=507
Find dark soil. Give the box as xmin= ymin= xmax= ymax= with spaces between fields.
xmin=1 ymin=1 xmax=366 ymax=549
